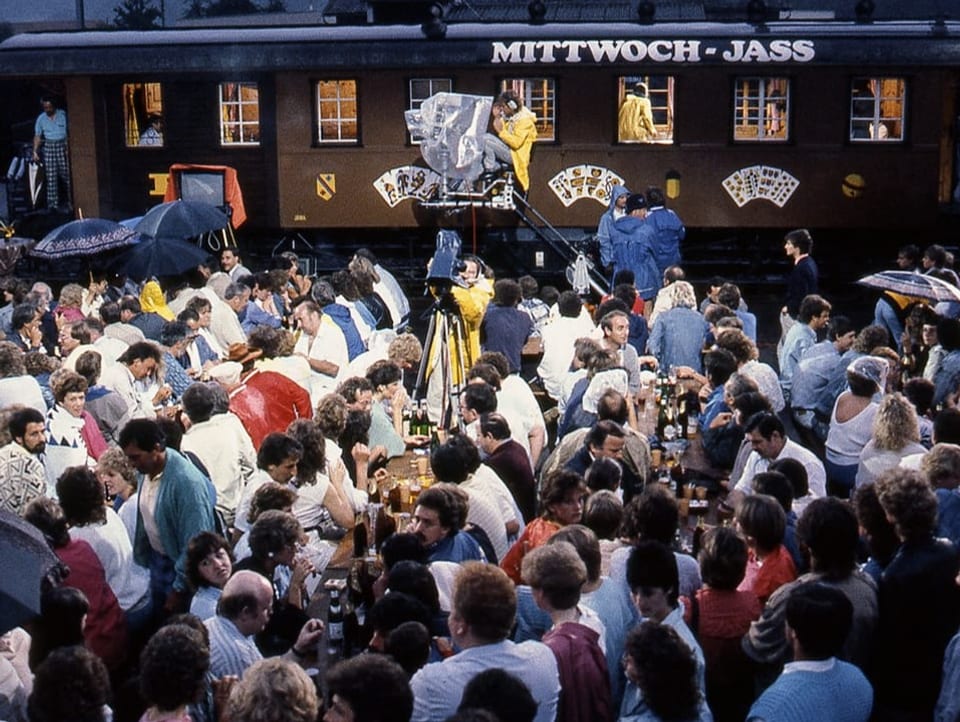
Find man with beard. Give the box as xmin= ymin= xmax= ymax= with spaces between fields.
xmin=0 ymin=407 xmax=47 ymax=515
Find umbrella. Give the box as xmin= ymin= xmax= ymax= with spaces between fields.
xmin=30 ymin=218 xmax=138 ymax=260
xmin=857 ymin=270 xmax=960 ymax=304
xmin=566 ymin=253 xmax=592 ymax=296
xmin=0 ymin=509 xmax=58 ymax=635
xmin=28 ymin=162 xmax=41 ymax=207
xmin=134 ymin=200 xmax=228 ymax=242
xmin=112 ymin=235 xmax=212 ymax=280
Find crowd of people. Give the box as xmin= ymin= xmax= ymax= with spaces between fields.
xmin=0 ymin=219 xmax=960 ymax=722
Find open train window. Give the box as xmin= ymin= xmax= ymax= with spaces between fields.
xmin=498 ymin=78 xmax=555 ymax=142
xmin=617 ymin=75 xmax=674 ymax=144
xmin=219 ymin=82 xmax=260 ymax=146
xmin=408 ymin=78 xmax=453 ymax=144
xmin=733 ymin=77 xmax=790 ymax=142
xmin=850 ymin=78 xmax=905 ymax=142
xmin=316 ymin=80 xmax=359 ymax=144
xmin=123 ymin=82 xmax=164 ymax=148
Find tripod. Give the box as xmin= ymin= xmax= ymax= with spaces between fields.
xmin=414 ymin=287 xmax=469 ymax=432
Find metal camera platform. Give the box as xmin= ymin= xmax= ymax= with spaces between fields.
xmin=418 ymin=173 xmax=517 ymax=212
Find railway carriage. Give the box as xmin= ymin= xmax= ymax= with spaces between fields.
xmin=1 ymin=8 xmax=960 ymax=272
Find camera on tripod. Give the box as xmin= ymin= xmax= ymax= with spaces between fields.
xmin=427 ymin=229 xmax=468 ymax=289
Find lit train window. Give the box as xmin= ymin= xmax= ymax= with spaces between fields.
xmin=123 ymin=82 xmax=164 ymax=148
xmin=408 ymin=78 xmax=453 ymax=144
xmin=316 ymin=80 xmax=359 ymax=144
xmin=850 ymin=78 xmax=905 ymax=142
xmin=499 ymin=78 xmax=555 ymax=141
xmin=733 ymin=77 xmax=790 ymax=142
xmin=219 ymin=82 xmax=260 ymax=146
xmin=617 ymin=76 xmax=674 ymax=144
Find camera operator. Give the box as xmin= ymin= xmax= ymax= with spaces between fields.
xmin=423 ymin=235 xmax=494 ymax=428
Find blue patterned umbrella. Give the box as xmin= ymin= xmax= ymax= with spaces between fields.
xmin=857 ymin=270 xmax=960 ymax=303
xmin=30 ymin=218 xmax=139 ymax=259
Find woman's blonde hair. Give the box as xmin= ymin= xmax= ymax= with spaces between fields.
xmin=873 ymin=392 xmax=919 ymax=451
xmin=227 ymin=658 xmax=318 ymax=722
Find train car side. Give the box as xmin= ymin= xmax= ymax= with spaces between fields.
xmin=0 ymin=23 xmax=957 ymax=235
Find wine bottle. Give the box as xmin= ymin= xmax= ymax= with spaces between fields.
xmin=419 ymin=400 xmax=432 ymax=436
xmin=656 ymin=396 xmax=669 ymax=438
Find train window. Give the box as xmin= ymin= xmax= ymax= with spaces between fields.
xmin=733 ymin=77 xmax=790 ymax=142
xmin=408 ymin=78 xmax=453 ymax=144
xmin=219 ymin=82 xmax=260 ymax=146
xmin=316 ymin=80 xmax=359 ymax=144
xmin=850 ymin=78 xmax=905 ymax=142
xmin=617 ymin=76 xmax=674 ymax=144
xmin=498 ymin=78 xmax=555 ymax=141
xmin=123 ymin=82 xmax=164 ymax=148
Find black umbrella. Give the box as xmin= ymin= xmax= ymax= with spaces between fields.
xmin=133 ymin=200 xmax=228 ymax=242
xmin=30 ymin=218 xmax=139 ymax=260
xmin=0 ymin=509 xmax=58 ymax=634
xmin=112 ymin=235 xmax=212 ymax=281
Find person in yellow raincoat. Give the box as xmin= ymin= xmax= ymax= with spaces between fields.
xmin=483 ymin=91 xmax=538 ymax=192
xmin=425 ymin=255 xmax=494 ymax=426
xmin=140 ymin=280 xmax=175 ymax=321
xmin=449 ymin=255 xmax=494 ymax=377
xmin=618 ymin=82 xmax=657 ymax=142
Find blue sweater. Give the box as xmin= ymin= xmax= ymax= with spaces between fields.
xmin=747 ymin=659 xmax=872 ymax=722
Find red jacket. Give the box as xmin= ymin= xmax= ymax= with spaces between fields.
xmin=229 ymin=369 xmax=312 ymax=449
xmin=56 ymin=539 xmax=128 ymax=670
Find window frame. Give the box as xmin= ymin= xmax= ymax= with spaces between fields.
xmin=849 ymin=76 xmax=907 ymax=143
xmin=407 ymin=77 xmax=454 ymax=145
xmin=732 ymin=76 xmax=791 ymax=143
xmin=122 ymin=81 xmax=164 ymax=149
xmin=498 ymin=77 xmax=556 ymax=142
xmin=615 ymin=75 xmax=676 ymax=144
xmin=218 ymin=81 xmax=261 ymax=147
xmin=314 ymin=79 xmax=360 ymax=146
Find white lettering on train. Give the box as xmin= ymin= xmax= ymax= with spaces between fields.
xmin=490 ymin=39 xmax=815 ymax=64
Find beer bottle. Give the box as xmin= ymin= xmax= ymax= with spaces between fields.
xmin=677 ymin=394 xmax=688 ymax=440
xmin=691 ymin=516 xmax=706 ymax=558
xmin=327 ymin=587 xmax=344 ymax=660
xmin=682 ymin=390 xmax=697 ymax=437
xmin=352 ymin=511 xmax=367 ymax=558
xmin=671 ymin=461 xmax=685 ymax=498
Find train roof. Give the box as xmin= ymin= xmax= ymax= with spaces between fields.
xmin=1 ymin=18 xmax=959 ymax=75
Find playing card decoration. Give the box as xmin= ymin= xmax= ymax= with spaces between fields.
xmin=548 ymin=165 xmax=626 ymax=207
xmin=722 ymin=165 xmax=799 ymax=208
xmin=374 ymin=166 xmax=444 ymax=208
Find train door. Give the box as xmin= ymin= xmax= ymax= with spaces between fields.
xmin=941 ymin=70 xmax=960 ymax=205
